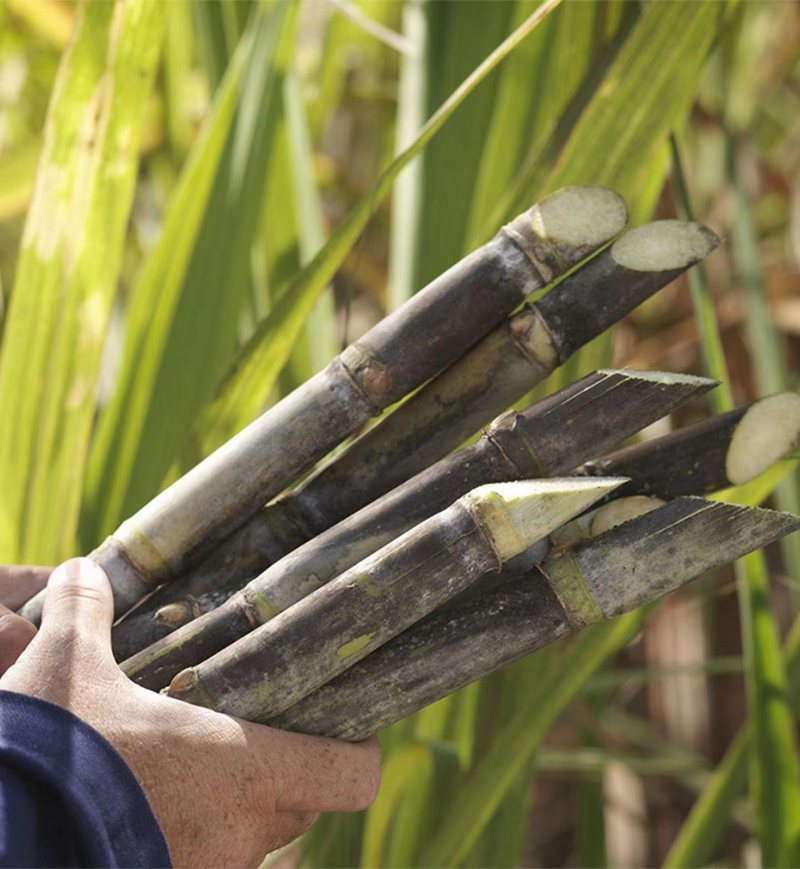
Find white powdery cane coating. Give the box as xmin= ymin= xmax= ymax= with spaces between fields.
xmin=726 ymin=392 xmax=800 ymax=485
xmin=589 ymin=495 xmax=667 ymax=538
xmin=611 ymin=220 xmax=719 ymax=272
xmin=530 ymin=186 xmax=628 ymax=248
xmin=466 ymin=478 xmax=628 ymax=561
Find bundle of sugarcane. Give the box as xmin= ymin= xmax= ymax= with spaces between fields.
xmin=111 ymin=215 xmax=720 ymax=656
xmin=126 ymin=388 xmax=800 ymax=733
xmin=121 ymin=368 xmax=717 ymax=686
xmin=17 ymin=185 xmax=800 ymax=745
xmin=21 ymin=184 xmax=628 ymax=625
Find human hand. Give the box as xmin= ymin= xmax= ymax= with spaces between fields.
xmin=0 ymin=564 xmax=50 ymax=675
xmin=1 ymin=559 xmax=381 ymax=867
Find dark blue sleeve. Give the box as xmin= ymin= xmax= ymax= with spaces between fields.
xmin=0 ymin=690 xmax=171 ymax=868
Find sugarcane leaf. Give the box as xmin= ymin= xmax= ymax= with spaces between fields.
xmin=0 ymin=140 xmax=41 ymax=221
xmin=421 ymin=612 xmax=647 ymax=867
xmin=0 ymin=0 xmax=164 ymax=562
xmin=264 ymin=70 xmax=336 ymax=389
xmin=409 ymin=0 xmax=513 ymax=290
xmin=386 ymin=0 xmax=428 ymax=311
xmin=666 ymin=553 xmax=800 ymax=867
xmin=662 ymin=729 xmax=749 ymax=868
xmin=670 ymin=134 xmax=734 ymax=414
xmin=81 ymin=2 xmax=297 ymax=543
xmin=382 ymin=740 xmax=459 ymax=868
xmin=190 ymin=0 xmax=564 ymax=455
xmin=713 ymin=460 xmax=799 ymax=507
xmin=464 ymin=0 xmax=609 ymax=251
xmin=359 ymin=742 xmax=435 ymax=869
xmin=541 ymin=0 xmax=724 ymax=204
xmin=6 ymin=0 xmax=73 ymax=49
xmin=162 ymin=0 xmax=195 ymax=159
xmin=735 ymin=550 xmax=800 ymax=866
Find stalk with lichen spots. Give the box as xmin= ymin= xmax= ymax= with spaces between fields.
xmin=20 ymin=185 xmax=626 ymax=625
xmin=267 ymin=498 xmax=800 ymax=740
xmin=165 ymin=479 xmax=625 ymax=721
xmin=121 ymin=368 xmax=713 ymax=684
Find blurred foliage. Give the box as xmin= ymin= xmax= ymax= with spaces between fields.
xmin=2 ymin=0 xmax=800 ymax=866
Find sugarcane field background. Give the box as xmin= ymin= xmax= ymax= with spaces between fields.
xmin=3 ymin=0 xmax=800 ymax=866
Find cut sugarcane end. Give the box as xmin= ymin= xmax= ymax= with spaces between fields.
xmin=467 ymin=478 xmax=628 ymax=562
xmin=598 ymin=368 xmax=718 ymax=388
xmin=530 ymin=187 xmax=628 ymax=248
xmin=154 ymin=601 xmax=198 ymax=629
xmin=726 ymin=393 xmax=800 ymax=485
xmin=611 ymin=220 xmax=719 ymax=272
xmin=589 ymin=496 xmax=666 ymax=538
xmin=166 ymin=667 xmax=214 ymax=707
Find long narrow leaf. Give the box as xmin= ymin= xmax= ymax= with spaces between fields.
xmin=0 ymin=0 xmax=164 ymax=561
xmin=191 ymin=0 xmax=564 ymax=455
xmin=421 ymin=613 xmax=648 ymax=867
xmin=82 ymin=3 xmax=297 ymax=542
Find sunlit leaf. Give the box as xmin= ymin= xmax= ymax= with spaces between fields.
xmin=0 ymin=0 xmax=164 ymax=561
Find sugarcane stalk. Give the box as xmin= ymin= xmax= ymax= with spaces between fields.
xmin=580 ymin=392 xmax=800 ymax=500
xmin=276 ymin=221 xmax=718 ymax=527
xmin=113 ymin=218 xmax=719 ymax=645
xmin=20 ymin=186 xmax=626 ymax=625
xmin=120 ymin=369 xmax=713 ymax=684
xmin=267 ymin=497 xmax=800 ymax=740
xmin=164 ymin=478 xmax=625 ymax=721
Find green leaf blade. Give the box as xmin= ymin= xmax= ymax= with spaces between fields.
xmin=0 ymin=0 xmax=165 ymax=562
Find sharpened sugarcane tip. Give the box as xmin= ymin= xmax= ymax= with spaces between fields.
xmin=611 ymin=220 xmax=719 ymax=271
xmin=726 ymin=392 xmax=800 ymax=485
xmin=530 ymin=186 xmax=628 ymax=248
xmin=466 ymin=478 xmax=628 ymax=561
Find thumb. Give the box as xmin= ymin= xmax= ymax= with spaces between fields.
xmin=40 ymin=558 xmax=114 ymax=648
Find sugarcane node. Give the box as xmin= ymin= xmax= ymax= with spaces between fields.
xmin=538 ymin=549 xmax=604 ymax=631
xmin=168 ymin=668 xmax=212 ymax=708
xmin=507 ymin=305 xmax=561 ymax=368
xmin=339 ymin=344 xmax=394 ymax=410
xmin=483 ymin=411 xmax=548 ymax=479
xmin=726 ymin=392 xmax=800 ymax=485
